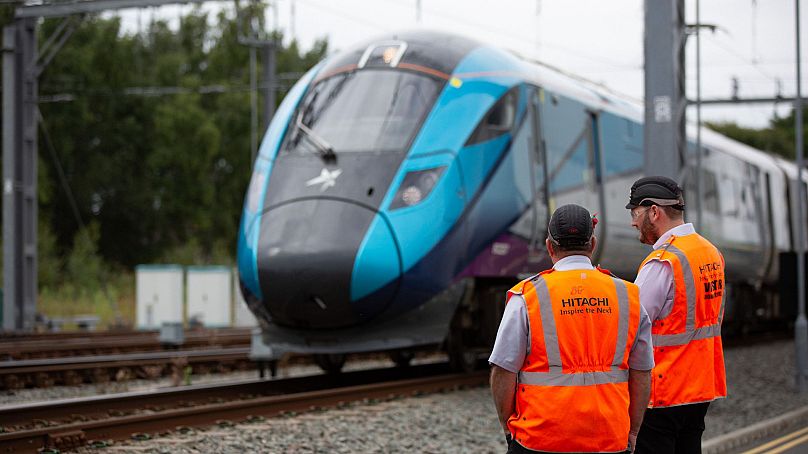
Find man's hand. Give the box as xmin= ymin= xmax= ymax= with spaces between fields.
xmin=627 ymin=369 xmax=650 ymax=453
xmin=628 ymin=431 xmax=638 ymax=453
xmin=490 ymin=365 xmax=518 ymax=440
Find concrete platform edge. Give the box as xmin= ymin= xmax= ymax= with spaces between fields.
xmin=702 ymin=405 xmax=808 ymax=454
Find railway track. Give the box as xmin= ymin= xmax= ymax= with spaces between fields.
xmin=0 ymin=347 xmax=253 ymax=390
xmin=0 ymin=362 xmax=488 ymax=452
xmin=0 ymin=328 xmax=252 ymax=360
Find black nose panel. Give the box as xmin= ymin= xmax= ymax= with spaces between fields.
xmin=257 ymin=199 xmax=384 ymax=329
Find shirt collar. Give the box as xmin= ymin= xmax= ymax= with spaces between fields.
xmin=653 ymin=223 xmax=696 ymax=250
xmin=553 ymin=255 xmax=595 ymax=271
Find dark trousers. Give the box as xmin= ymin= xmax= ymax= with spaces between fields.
xmin=507 ymin=440 xmax=630 ymax=454
xmin=635 ymin=402 xmax=711 ymax=454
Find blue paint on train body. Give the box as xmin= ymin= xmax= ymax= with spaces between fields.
xmin=355 ymin=46 xmax=525 ymax=300
xmin=235 ymin=32 xmax=547 ymax=351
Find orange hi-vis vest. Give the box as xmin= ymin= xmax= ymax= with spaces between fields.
xmin=506 ymin=267 xmax=641 ymax=453
xmin=639 ymin=233 xmax=727 ymax=408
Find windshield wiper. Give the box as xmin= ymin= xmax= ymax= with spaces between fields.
xmin=295 ymin=114 xmax=337 ymax=161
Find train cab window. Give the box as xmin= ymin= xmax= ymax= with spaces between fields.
xmin=282 ymin=69 xmax=442 ymax=154
xmin=465 ymin=88 xmax=517 ymax=146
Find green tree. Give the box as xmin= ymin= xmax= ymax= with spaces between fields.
xmin=2 ymin=3 xmax=329 ymax=324
xmin=707 ymin=108 xmax=807 ymax=161
xmin=36 ymin=7 xmax=327 ymax=269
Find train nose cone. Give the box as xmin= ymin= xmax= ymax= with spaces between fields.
xmin=257 ymin=199 xmax=400 ymax=329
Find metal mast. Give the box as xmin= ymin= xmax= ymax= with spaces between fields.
xmin=644 ymin=0 xmax=686 ymax=181
xmin=3 ymin=0 xmax=213 ymax=330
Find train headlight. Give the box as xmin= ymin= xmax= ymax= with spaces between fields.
xmin=402 ymin=186 xmax=423 ymax=206
xmin=390 ymin=167 xmax=446 ymax=210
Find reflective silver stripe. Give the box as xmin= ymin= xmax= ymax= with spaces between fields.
xmin=652 ymin=323 xmax=721 ymax=347
xmin=534 ymin=277 xmax=562 ymax=373
xmin=657 ymin=243 xmax=723 ymax=347
xmin=519 ymin=369 xmax=629 ymax=386
xmin=718 ymin=281 xmax=726 ymax=325
xmin=522 ymin=295 xmax=532 ymax=356
xmin=521 ymin=275 xmax=630 ymax=387
xmin=666 ymin=245 xmax=696 ymax=333
xmin=611 ymin=278 xmax=629 ymax=370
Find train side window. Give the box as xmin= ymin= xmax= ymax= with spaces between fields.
xmin=702 ymin=170 xmax=719 ymax=213
xmin=465 ymin=88 xmax=517 ymax=146
xmin=683 ymin=166 xmax=719 ymax=213
xmin=720 ymin=174 xmax=740 ymax=217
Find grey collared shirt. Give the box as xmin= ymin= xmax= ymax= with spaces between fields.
xmin=634 ymin=223 xmax=696 ymax=322
xmin=488 ymin=255 xmax=655 ymax=373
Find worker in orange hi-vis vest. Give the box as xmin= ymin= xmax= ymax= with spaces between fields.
xmin=626 ymin=176 xmax=727 ymax=454
xmin=490 ymin=204 xmax=654 ymax=454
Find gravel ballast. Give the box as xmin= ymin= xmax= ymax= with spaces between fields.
xmin=7 ymin=340 xmax=803 ymax=453
xmin=703 ymin=339 xmax=808 ymax=439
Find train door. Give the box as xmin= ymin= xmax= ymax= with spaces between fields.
xmin=783 ymin=175 xmax=808 ymax=253
xmin=536 ymin=90 xmax=603 ymax=235
xmin=528 ymin=87 xmax=550 ymax=262
xmin=490 ymin=85 xmax=550 ymax=276
xmin=587 ymin=110 xmax=607 ymax=263
xmin=757 ymin=170 xmax=777 ymax=283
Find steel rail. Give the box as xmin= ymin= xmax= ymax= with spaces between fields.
xmin=0 ymin=347 xmax=250 ymax=372
xmin=0 ymin=327 xmax=251 ymax=341
xmin=0 ymin=347 xmax=253 ymax=389
xmin=0 ymin=362 xmax=456 ymax=425
xmin=0 ymin=364 xmax=487 ymax=452
xmin=0 ymin=329 xmax=251 ymax=359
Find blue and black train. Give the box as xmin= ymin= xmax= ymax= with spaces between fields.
xmin=237 ymin=30 xmax=806 ymax=372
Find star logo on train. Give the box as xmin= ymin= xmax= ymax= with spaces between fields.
xmin=306 ymin=168 xmax=342 ymax=192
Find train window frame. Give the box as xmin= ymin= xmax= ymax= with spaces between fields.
xmin=464 ymin=87 xmax=519 ymax=146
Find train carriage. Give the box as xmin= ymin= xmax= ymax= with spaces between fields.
xmin=237 ymin=30 xmax=803 ymax=372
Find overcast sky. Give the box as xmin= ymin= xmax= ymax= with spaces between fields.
xmin=115 ymin=0 xmax=804 ymax=129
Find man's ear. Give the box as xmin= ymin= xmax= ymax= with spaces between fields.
xmin=545 ymin=238 xmax=554 ymax=257
xmin=589 ymin=236 xmax=597 ymax=254
xmin=649 ymin=205 xmax=660 ymax=222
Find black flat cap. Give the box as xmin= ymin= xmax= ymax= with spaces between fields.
xmin=548 ymin=204 xmax=595 ymax=246
xmin=626 ymin=176 xmax=685 ymax=210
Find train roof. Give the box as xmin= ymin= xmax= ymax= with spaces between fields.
xmin=694 ymin=125 xmax=783 ymax=173
xmin=321 ymin=30 xmax=797 ymax=179
xmin=772 ymin=154 xmax=807 ymax=181
xmin=318 ymin=30 xmax=482 ymax=80
xmin=510 ymin=41 xmax=799 ymax=178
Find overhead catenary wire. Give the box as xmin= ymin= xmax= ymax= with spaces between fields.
xmin=295 ymin=0 xmax=641 ymax=73
xmin=37 ymin=109 xmax=84 ymax=236
xmin=87 ymin=0 xmax=798 ymax=129
xmin=36 ymin=74 xmax=303 ymax=103
xmin=377 ymin=0 xmax=641 ymax=72
xmin=36 ymin=108 xmax=123 ymax=323
xmin=292 ymin=0 xmax=386 ymax=32
xmin=292 ymin=0 xmax=644 ymax=106
xmin=707 ymin=34 xmax=780 ymax=83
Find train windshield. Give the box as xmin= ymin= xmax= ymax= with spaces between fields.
xmin=283 ymin=69 xmax=442 ymax=154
